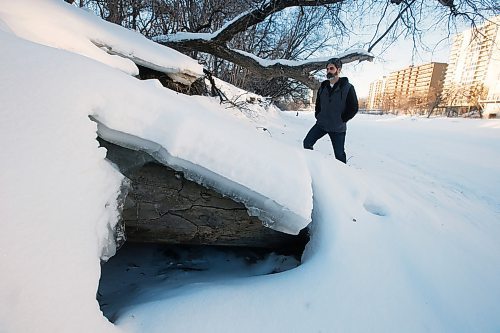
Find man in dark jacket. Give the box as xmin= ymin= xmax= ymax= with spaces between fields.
xmin=303 ymin=58 xmax=358 ymax=163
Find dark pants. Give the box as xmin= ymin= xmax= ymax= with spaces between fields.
xmin=303 ymin=124 xmax=347 ymax=163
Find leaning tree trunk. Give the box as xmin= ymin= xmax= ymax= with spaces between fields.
xmin=99 ymin=138 xmax=309 ymax=252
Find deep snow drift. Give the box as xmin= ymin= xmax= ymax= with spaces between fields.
xmin=1 ymin=1 xmax=500 ymax=333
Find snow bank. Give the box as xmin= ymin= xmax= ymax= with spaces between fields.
xmin=0 ymin=0 xmax=203 ymax=83
xmin=115 ymin=114 xmax=500 ymax=333
xmin=0 ymin=1 xmax=312 ymax=332
xmin=0 ymin=30 xmax=123 ymax=333
xmin=0 ymin=0 xmax=312 ymax=234
xmin=207 ymin=76 xmax=281 ymax=121
xmin=0 ymin=6 xmax=313 ymax=331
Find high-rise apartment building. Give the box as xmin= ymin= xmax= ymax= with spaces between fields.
xmin=442 ymin=15 xmax=500 ymax=117
xmin=367 ymin=62 xmax=447 ymax=113
xmin=367 ymin=77 xmax=386 ymax=110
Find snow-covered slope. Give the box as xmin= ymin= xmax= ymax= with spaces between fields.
xmin=0 ymin=0 xmax=313 ymax=234
xmin=0 ymin=30 xmax=123 ymax=333
xmin=112 ymin=114 xmax=500 ymax=333
xmin=0 ymin=2 xmax=312 ymax=331
xmin=0 ymin=0 xmax=203 ymax=83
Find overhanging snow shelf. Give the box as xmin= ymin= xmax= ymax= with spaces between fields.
xmin=99 ymin=138 xmax=309 ymax=251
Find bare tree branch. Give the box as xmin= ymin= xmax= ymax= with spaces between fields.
xmin=158 ymin=37 xmax=372 ymax=89
xmin=368 ymin=0 xmax=416 ymax=53
xmin=156 ymin=0 xmax=461 ymax=85
xmin=213 ymin=0 xmax=345 ymax=43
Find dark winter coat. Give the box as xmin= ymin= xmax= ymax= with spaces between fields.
xmin=314 ymin=77 xmax=358 ymax=133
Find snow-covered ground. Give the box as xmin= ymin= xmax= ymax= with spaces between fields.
xmin=1 ymin=1 xmax=500 ymax=333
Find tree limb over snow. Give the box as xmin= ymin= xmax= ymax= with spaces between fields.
xmin=155 ymin=0 xmax=373 ymax=88
xmin=155 ymin=0 xmax=460 ymax=88
xmin=212 ymin=0 xmax=345 ymax=44
xmin=156 ymin=39 xmax=373 ymax=89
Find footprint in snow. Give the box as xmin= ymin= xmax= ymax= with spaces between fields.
xmin=363 ymin=200 xmax=389 ymax=217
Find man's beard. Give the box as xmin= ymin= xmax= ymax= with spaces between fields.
xmin=327 ymin=72 xmax=338 ymax=80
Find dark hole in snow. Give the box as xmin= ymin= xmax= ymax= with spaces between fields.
xmin=97 ymin=237 xmax=308 ymax=323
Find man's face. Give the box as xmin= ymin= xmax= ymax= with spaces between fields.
xmin=327 ymin=64 xmax=340 ymax=77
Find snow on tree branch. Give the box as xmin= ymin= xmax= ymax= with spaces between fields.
xmin=156 ymin=35 xmax=372 ymax=89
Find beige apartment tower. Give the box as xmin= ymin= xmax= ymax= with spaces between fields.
xmin=367 ymin=78 xmax=386 ymax=111
xmin=442 ymin=15 xmax=500 ymax=117
xmin=367 ymin=62 xmax=448 ymax=113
